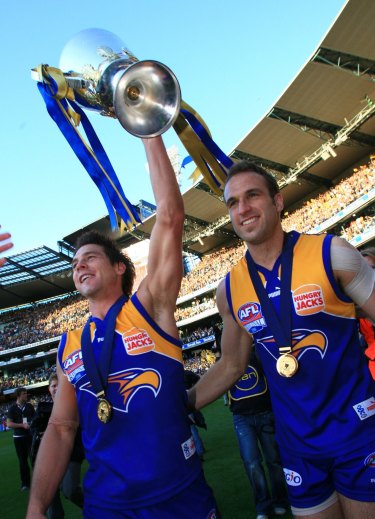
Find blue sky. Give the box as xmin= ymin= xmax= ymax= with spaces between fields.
xmin=1 ymin=0 xmax=345 ymax=256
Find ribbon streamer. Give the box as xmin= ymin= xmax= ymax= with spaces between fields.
xmin=35 ymin=65 xmax=141 ymax=231
xmin=35 ymin=64 xmax=233 ymax=230
xmin=174 ymin=100 xmax=233 ymax=195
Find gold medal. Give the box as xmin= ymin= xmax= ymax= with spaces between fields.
xmin=276 ymin=353 xmax=298 ymax=377
xmin=97 ymin=398 xmax=113 ymax=423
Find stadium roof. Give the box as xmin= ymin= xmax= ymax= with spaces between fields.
xmin=230 ymin=0 xmax=375 ymax=210
xmin=0 ymin=247 xmax=75 ymax=310
xmin=1 ymin=0 xmax=375 ymax=311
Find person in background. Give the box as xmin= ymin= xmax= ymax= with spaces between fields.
xmin=7 ymin=387 xmax=36 ymax=491
xmin=228 ymin=349 xmax=288 ymax=519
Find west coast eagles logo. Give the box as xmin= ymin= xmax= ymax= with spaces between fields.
xmin=80 ymin=367 xmax=161 ymax=413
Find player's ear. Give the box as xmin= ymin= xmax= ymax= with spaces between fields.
xmin=274 ymin=192 xmax=284 ymax=213
xmin=116 ymin=262 xmax=126 ymax=275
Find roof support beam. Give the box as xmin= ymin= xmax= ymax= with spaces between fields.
xmin=312 ymin=47 xmax=375 ymax=82
xmin=268 ymin=107 xmax=375 ymax=147
xmin=231 ymin=150 xmax=331 ymax=188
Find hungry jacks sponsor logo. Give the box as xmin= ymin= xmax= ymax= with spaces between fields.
xmin=122 ymin=327 xmax=155 ymax=355
xmin=292 ymin=284 xmax=325 ymax=315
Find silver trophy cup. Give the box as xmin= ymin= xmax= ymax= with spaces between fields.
xmin=58 ymin=28 xmax=181 ymax=137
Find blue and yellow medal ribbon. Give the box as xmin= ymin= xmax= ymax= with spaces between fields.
xmin=174 ymin=100 xmax=233 ymax=194
xmin=34 ymin=65 xmax=141 ymax=231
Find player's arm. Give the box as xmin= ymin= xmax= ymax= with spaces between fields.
xmin=26 ymin=362 xmax=79 ymax=519
xmin=137 ymin=137 xmax=184 ymax=333
xmin=331 ymin=236 xmax=375 ymax=320
xmin=188 ymin=279 xmax=252 ymax=410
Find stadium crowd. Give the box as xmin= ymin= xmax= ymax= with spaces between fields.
xmin=282 ymin=158 xmax=375 ymax=233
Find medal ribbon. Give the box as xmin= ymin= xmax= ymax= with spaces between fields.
xmin=81 ymin=295 xmax=127 ymax=399
xmin=174 ymin=100 xmax=233 ymax=194
xmin=34 ymin=65 xmax=141 ymax=231
xmin=245 ymin=232 xmax=296 ymax=354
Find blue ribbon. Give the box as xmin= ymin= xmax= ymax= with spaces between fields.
xmin=37 ymin=81 xmax=141 ymax=230
xmin=180 ymin=108 xmax=234 ymax=170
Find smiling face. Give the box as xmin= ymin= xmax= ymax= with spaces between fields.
xmin=224 ymin=171 xmax=284 ymax=246
xmin=72 ymin=244 xmax=126 ymax=301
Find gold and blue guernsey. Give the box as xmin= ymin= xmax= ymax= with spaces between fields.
xmin=58 ymin=293 xmax=217 ymax=517
xmin=226 ymin=231 xmax=375 ymax=507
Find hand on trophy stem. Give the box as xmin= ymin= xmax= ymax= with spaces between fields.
xmin=0 ymin=227 xmax=13 ymax=267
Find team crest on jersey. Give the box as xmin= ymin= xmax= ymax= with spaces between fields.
xmin=122 ymin=327 xmax=155 ymax=355
xmin=238 ymin=302 xmax=266 ymax=333
xmin=258 ymin=329 xmax=328 ymax=362
xmin=80 ymin=367 xmax=161 ymax=412
xmin=364 ymin=452 xmax=375 ymax=468
xmin=63 ymin=349 xmax=85 ymax=384
xmin=292 ymin=284 xmax=325 ymax=316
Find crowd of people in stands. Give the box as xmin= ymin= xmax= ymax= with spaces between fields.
xmin=175 ymin=297 xmax=217 ymax=322
xmin=341 ymin=214 xmax=375 ymax=241
xmin=0 ymin=366 xmax=56 ymax=392
xmin=179 ymin=243 xmax=245 ymax=297
xmin=180 ymin=326 xmax=215 ymax=344
xmin=282 ymin=158 xmax=375 ymax=233
xmin=0 ymin=295 xmax=89 ymax=351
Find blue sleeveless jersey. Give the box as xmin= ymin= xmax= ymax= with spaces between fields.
xmin=226 ymin=231 xmax=375 ymax=457
xmin=58 ymin=293 xmax=201 ymax=510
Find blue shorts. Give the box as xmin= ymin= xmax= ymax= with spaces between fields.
xmin=280 ymin=442 xmax=375 ymax=509
xmin=84 ymin=472 xmax=219 ymax=519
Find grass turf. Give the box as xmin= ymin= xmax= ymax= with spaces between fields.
xmin=0 ymin=400 xmax=292 ymax=518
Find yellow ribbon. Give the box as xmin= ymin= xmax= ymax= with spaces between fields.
xmin=173 ymin=100 xmax=228 ymax=195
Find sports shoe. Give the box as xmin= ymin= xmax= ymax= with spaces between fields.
xmin=274 ymin=507 xmax=287 ymax=516
xmin=256 ymin=515 xmax=268 ymax=519
xmin=21 ymin=486 xmax=29 ymax=491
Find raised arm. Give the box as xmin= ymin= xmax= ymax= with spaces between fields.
xmin=26 ymin=362 xmax=79 ymax=519
xmin=137 ymin=137 xmax=184 ymax=334
xmin=188 ymin=279 xmax=252 ymax=410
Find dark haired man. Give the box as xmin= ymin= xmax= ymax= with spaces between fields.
xmin=27 ymin=137 xmax=218 ymax=519
xmin=189 ymin=161 xmax=375 ymax=519
xmin=7 ymin=387 xmax=35 ymax=491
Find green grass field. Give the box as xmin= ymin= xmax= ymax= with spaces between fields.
xmin=0 ymin=400 xmax=292 ymax=518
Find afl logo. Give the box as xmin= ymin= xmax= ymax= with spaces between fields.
xmin=364 ymin=452 xmax=375 ymax=468
xmin=238 ymin=302 xmax=266 ymax=333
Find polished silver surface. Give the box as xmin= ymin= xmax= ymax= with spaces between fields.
xmin=58 ymin=28 xmax=181 ymax=137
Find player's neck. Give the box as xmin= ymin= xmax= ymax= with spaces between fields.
xmin=88 ymin=290 xmax=124 ymax=320
xmin=246 ymin=229 xmax=285 ymax=270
